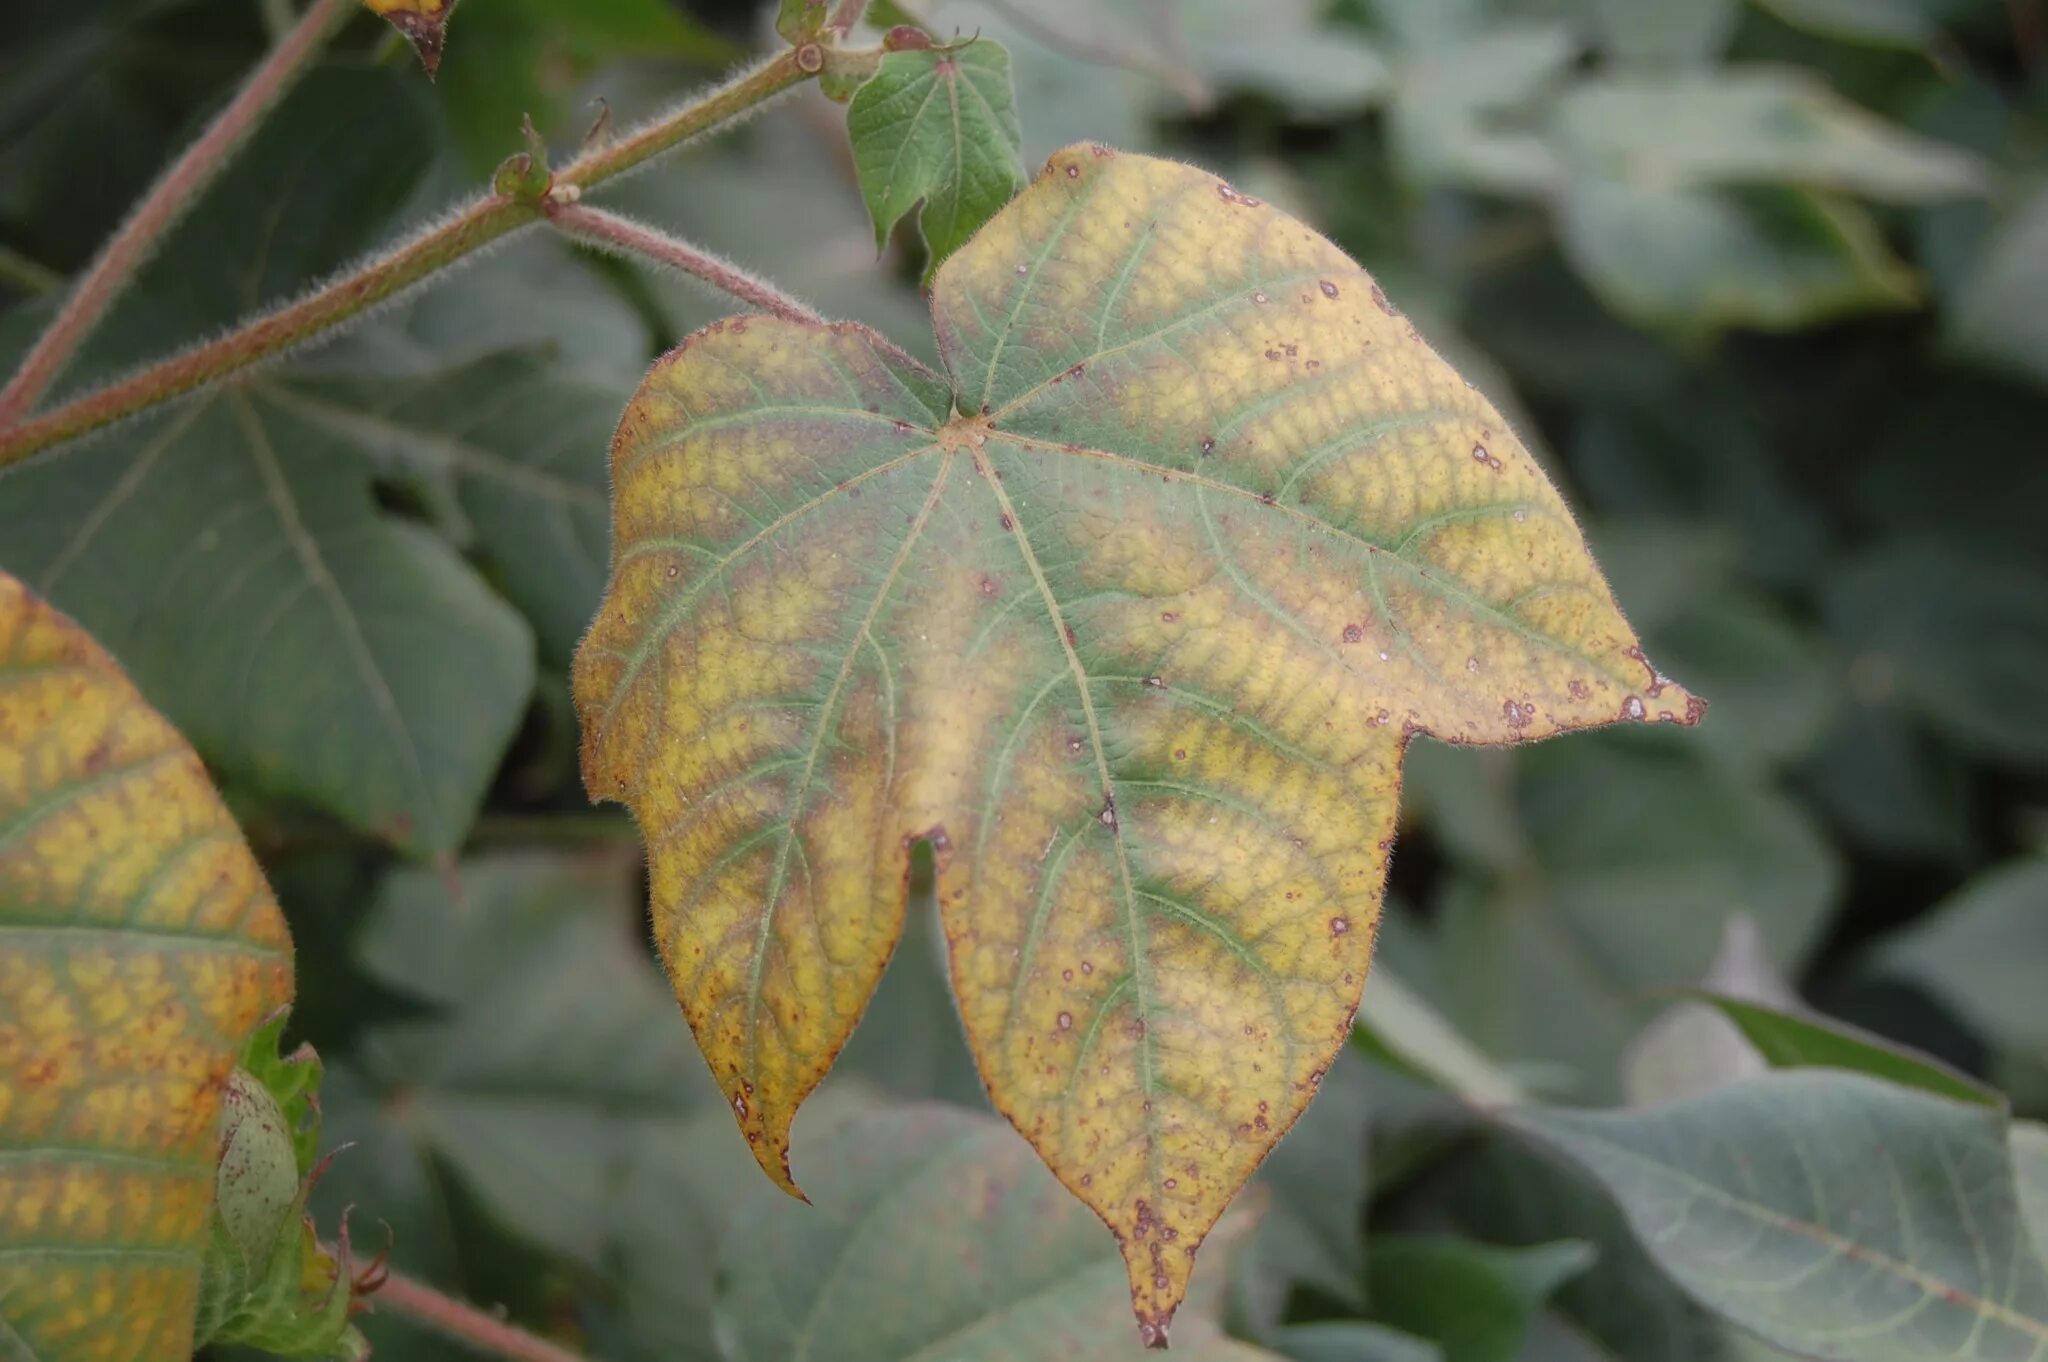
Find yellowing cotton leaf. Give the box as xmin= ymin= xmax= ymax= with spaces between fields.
xmin=573 ymin=144 xmax=1700 ymax=1346
xmin=0 ymin=571 xmax=294 ymax=1360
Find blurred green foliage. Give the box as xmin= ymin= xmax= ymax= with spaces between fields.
xmin=4 ymin=0 xmax=2048 ymax=1359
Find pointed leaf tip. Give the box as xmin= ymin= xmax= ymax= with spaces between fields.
xmin=362 ymin=0 xmax=457 ymax=76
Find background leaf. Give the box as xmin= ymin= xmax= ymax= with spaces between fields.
xmin=716 ymin=1103 xmax=1276 ymax=1359
xmin=0 ymin=70 xmax=537 ymax=855
xmin=1507 ymin=1071 xmax=2048 ymax=1361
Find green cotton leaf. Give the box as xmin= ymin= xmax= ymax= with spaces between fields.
xmin=1556 ymin=180 xmax=1920 ymax=333
xmin=0 ymin=71 xmax=535 ymax=856
xmin=1436 ymin=1136 xmax=1749 ymax=1362
xmin=1875 ymin=857 xmax=2048 ymax=1057
xmin=1426 ymin=739 xmax=1837 ymax=1099
xmin=1352 ymin=966 xmax=1527 ymax=1107
xmin=1753 ymin=0 xmax=1943 ymax=48
xmin=317 ymin=853 xmax=719 ymax=1285
xmin=714 ymin=1105 xmax=1273 ymax=1357
xmin=1364 ymin=1236 xmax=1596 ymax=1362
xmin=847 ymin=38 xmax=1026 ymax=275
xmin=1826 ymin=543 xmax=2048 ymax=768
xmin=1390 ymin=25 xmax=1576 ymax=194
xmin=1507 ymin=1072 xmax=2048 ymax=1362
xmin=259 ymin=353 xmax=622 ymax=668
xmin=1948 ymin=185 xmax=2048 ymax=391
xmin=0 ymin=388 xmax=534 ymax=855
xmin=1278 ymin=1323 xmax=1443 ymax=1362
xmin=1550 ymin=70 xmax=1985 ymax=201
xmin=776 ymin=0 xmax=830 ymax=43
xmin=1584 ymin=0 xmax=1739 ymax=64
xmin=1686 ymin=992 xmax=2003 ymax=1107
xmin=2017 ymin=1123 xmax=2048 ymax=1264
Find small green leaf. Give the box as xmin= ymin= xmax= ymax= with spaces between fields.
xmin=1364 ymin=1236 xmax=1596 ymax=1362
xmin=846 ymin=38 xmax=1026 ymax=275
xmin=1687 ymin=991 xmax=2003 ymax=1107
xmin=1278 ymin=1322 xmax=1443 ymax=1362
xmin=1507 ymin=1072 xmax=2048 ymax=1362
xmin=776 ymin=0 xmax=830 ymax=44
xmin=1875 ymin=856 xmax=2048 ymax=1056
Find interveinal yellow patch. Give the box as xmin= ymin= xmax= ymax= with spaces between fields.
xmin=0 ymin=571 xmax=293 ymax=1362
xmin=574 ymin=145 xmax=1701 ymax=1347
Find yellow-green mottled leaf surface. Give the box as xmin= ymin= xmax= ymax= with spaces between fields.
xmin=573 ymin=144 xmax=1701 ymax=1346
xmin=0 ymin=571 xmax=294 ymax=1360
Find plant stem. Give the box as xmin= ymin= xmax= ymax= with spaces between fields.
xmin=370 ymin=1268 xmax=596 ymax=1362
xmin=545 ymin=203 xmax=825 ymax=325
xmin=0 ymin=48 xmax=817 ymax=470
xmin=0 ymin=0 xmax=353 ymax=431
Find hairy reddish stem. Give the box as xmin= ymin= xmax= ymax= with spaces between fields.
xmin=370 ymin=1268 xmax=595 ymax=1362
xmin=546 ymin=202 xmax=825 ymax=325
xmin=0 ymin=0 xmax=353 ymax=429
xmin=0 ymin=48 xmax=818 ymax=469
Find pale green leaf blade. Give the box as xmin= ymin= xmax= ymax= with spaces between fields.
xmin=715 ymin=1104 xmax=1276 ymax=1359
xmin=1352 ymin=966 xmax=1527 ymax=1107
xmin=1876 ymin=857 xmax=2048 ymax=1056
xmin=0 ymin=73 xmax=536 ymax=854
xmin=1689 ymin=992 xmax=2003 ymax=1107
xmin=1550 ymin=70 xmax=1985 ymax=200
xmin=1556 ymin=181 xmax=1920 ymax=332
xmin=1507 ymin=1072 xmax=2048 ymax=1362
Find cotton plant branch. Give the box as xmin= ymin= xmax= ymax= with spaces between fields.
xmin=0 ymin=0 xmax=355 ymax=430
xmin=0 ymin=42 xmax=844 ymax=470
xmin=545 ymin=202 xmax=825 ymax=326
xmin=368 ymin=1267 xmax=597 ymax=1362
xmin=543 ymin=201 xmax=928 ymax=372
